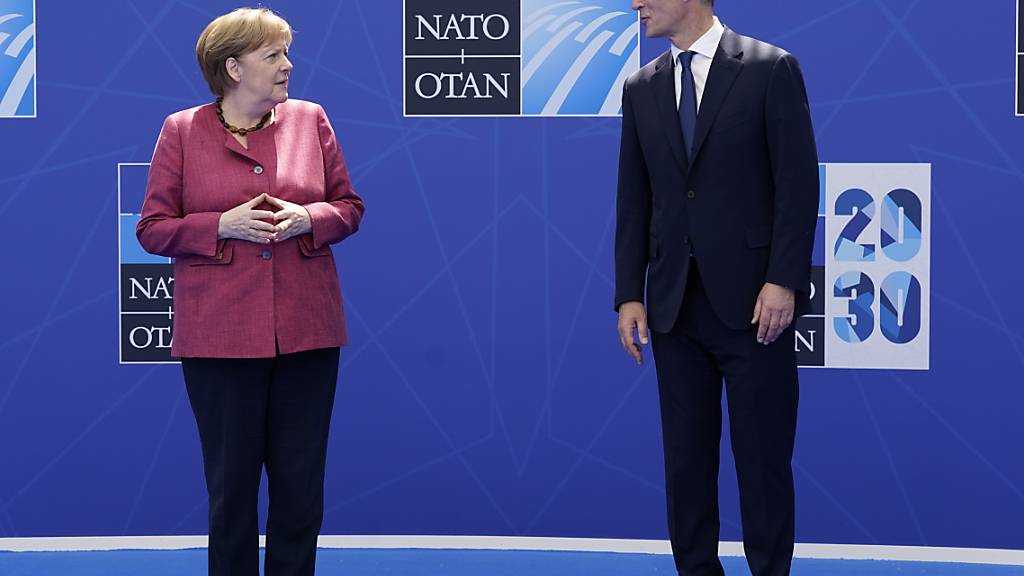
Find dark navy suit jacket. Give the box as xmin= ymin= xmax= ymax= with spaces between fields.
xmin=615 ymin=28 xmax=819 ymax=332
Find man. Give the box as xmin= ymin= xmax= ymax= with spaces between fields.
xmin=614 ymin=1 xmax=819 ymax=575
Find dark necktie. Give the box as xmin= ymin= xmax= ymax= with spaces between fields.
xmin=677 ymin=51 xmax=697 ymax=162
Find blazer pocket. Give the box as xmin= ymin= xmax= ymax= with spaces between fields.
xmin=712 ymin=109 xmax=751 ymax=134
xmin=746 ymin=226 xmax=772 ymax=249
xmin=188 ymin=241 xmax=234 ymax=266
xmin=648 ymin=235 xmax=659 ymax=260
xmin=298 ymin=235 xmax=331 ymax=258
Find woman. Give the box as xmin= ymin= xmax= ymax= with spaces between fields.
xmin=136 ymin=7 xmax=364 ymax=575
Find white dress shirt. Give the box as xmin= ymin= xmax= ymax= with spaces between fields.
xmin=670 ymin=16 xmax=726 ymax=112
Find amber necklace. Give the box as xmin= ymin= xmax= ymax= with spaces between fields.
xmin=215 ymin=98 xmax=273 ymax=136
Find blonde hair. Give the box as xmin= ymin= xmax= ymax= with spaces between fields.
xmin=195 ymin=7 xmax=293 ymax=96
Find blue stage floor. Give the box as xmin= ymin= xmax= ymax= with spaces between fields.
xmin=1 ymin=549 xmax=1022 ymax=575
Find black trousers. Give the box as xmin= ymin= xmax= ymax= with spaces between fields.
xmin=182 ymin=346 xmax=340 ymax=576
xmin=651 ymin=263 xmax=798 ymax=576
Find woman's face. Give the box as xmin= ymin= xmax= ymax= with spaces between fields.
xmin=228 ymin=39 xmax=293 ymax=106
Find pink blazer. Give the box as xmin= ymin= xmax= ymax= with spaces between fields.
xmin=137 ymin=99 xmax=365 ymax=358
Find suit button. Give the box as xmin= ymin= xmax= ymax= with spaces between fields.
xmin=253 ymin=165 xmax=264 ymax=175
xmin=687 ymin=190 xmax=696 ymax=199
xmin=683 ymin=235 xmax=691 ymax=244
xmin=260 ymin=250 xmax=272 ymax=260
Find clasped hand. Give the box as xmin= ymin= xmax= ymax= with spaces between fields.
xmin=217 ymin=193 xmax=312 ymax=244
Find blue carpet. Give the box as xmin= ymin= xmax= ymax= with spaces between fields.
xmin=1 ymin=549 xmax=1022 ymax=575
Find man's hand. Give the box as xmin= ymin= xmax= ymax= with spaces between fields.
xmin=217 ymin=193 xmax=276 ymax=243
xmin=265 ymin=195 xmax=313 ymax=242
xmin=617 ymin=301 xmax=649 ymax=365
xmin=751 ymin=283 xmax=795 ymax=345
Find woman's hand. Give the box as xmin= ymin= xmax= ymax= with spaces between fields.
xmin=218 ymin=193 xmax=277 ymax=243
xmin=266 ymin=195 xmax=312 ymax=242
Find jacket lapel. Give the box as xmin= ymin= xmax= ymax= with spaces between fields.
xmin=224 ymin=129 xmax=261 ymax=162
xmin=206 ymin=104 xmax=262 ymax=162
xmin=651 ymin=50 xmax=689 ymax=172
xmin=690 ymin=28 xmax=744 ymax=165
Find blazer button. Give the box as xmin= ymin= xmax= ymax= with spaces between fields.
xmin=683 ymin=235 xmax=691 ymax=244
xmin=260 ymin=249 xmax=272 ymax=260
xmin=687 ymin=190 xmax=696 ymax=199
xmin=253 ymin=165 xmax=264 ymax=175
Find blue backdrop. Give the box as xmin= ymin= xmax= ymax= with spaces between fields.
xmin=0 ymin=0 xmax=1022 ymax=552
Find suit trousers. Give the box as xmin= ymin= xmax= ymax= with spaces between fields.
xmin=182 ymin=346 xmax=340 ymax=576
xmin=651 ymin=262 xmax=798 ymax=576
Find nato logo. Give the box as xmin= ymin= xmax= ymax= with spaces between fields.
xmin=119 ymin=163 xmax=177 ymax=364
xmin=522 ymin=0 xmax=639 ymax=116
xmin=405 ymin=0 xmax=522 ymax=116
xmin=0 ymin=0 xmax=35 ymax=118
xmin=404 ymin=0 xmax=638 ymax=117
